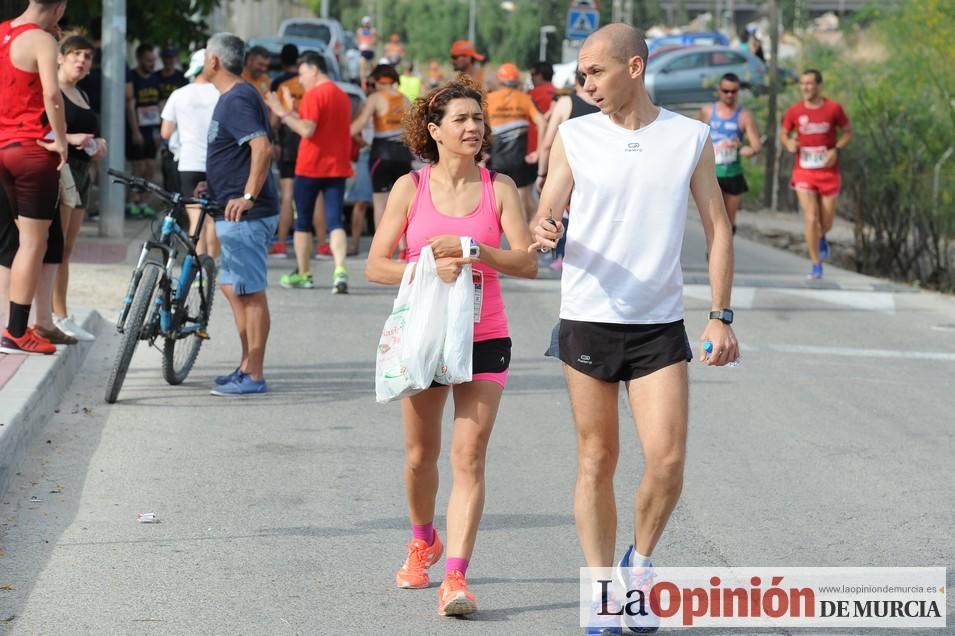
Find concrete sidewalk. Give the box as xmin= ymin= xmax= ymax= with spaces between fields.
xmin=0 ymin=217 xmax=150 ymax=496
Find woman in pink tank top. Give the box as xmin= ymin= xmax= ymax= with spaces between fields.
xmin=366 ymin=76 xmax=537 ymax=617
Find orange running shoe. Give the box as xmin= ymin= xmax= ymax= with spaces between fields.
xmin=438 ymin=570 xmax=477 ymax=616
xmin=395 ymin=532 xmax=444 ymax=589
xmin=1 ymin=327 xmax=56 ymax=355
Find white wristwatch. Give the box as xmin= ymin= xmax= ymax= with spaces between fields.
xmin=243 ymin=192 xmax=256 ymax=203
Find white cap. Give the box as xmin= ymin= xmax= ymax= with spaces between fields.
xmin=185 ymin=49 xmax=205 ymax=79
xmin=362 ymin=15 xmax=372 ymax=24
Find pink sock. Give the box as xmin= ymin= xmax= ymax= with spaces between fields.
xmin=446 ymin=557 xmax=469 ymax=576
xmin=412 ymin=522 xmax=434 ymax=545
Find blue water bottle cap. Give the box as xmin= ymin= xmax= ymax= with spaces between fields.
xmin=703 ymin=340 xmax=714 ymax=353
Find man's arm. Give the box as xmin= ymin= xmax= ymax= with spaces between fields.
xmin=529 ymin=131 xmax=574 ymax=250
xmin=244 ymin=135 xmax=272 ymax=199
xmin=33 ymin=31 xmax=67 ymax=167
xmin=536 ymin=95 xmax=571 ymax=189
xmin=690 ymin=136 xmax=739 ymax=365
xmin=160 ymin=119 xmax=177 ymax=141
xmin=264 ymin=88 xmax=317 ymax=139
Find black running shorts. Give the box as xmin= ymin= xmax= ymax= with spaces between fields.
xmin=558 ymin=319 xmax=692 ymax=382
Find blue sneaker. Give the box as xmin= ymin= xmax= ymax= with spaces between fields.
xmin=616 ymin=545 xmax=659 ymax=634
xmin=808 ymin=262 xmax=823 ymax=280
xmin=818 ymin=235 xmax=829 ymax=260
xmin=585 ymin=600 xmax=623 ymax=635
xmin=210 ymin=374 xmax=267 ymax=396
xmin=214 ymin=367 xmax=245 ymax=385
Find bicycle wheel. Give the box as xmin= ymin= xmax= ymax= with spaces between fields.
xmin=105 ymin=264 xmax=161 ymax=404
xmin=162 ymin=255 xmax=216 ymax=385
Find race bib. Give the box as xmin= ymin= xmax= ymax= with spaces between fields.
xmin=137 ymin=105 xmax=161 ymax=128
xmin=715 ymin=143 xmax=738 ymax=165
xmin=800 ymin=145 xmax=829 ymax=170
xmin=472 ymin=269 xmax=484 ymax=323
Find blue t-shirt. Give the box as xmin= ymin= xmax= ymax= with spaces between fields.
xmin=206 ymin=81 xmax=278 ymax=220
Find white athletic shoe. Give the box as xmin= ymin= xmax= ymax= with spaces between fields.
xmin=54 ymin=315 xmax=96 ymax=341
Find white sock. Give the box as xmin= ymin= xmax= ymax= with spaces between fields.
xmin=633 ymin=548 xmax=652 ymax=568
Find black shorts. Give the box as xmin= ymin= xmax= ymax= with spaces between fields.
xmin=179 ymin=171 xmax=207 ymax=198
xmin=67 ymin=157 xmax=93 ymax=209
xmin=558 ymin=319 xmax=692 ymax=383
xmin=717 ymin=174 xmax=748 ymax=196
xmin=371 ymin=159 xmax=412 ymax=193
xmin=492 ymin=160 xmax=536 ymax=188
xmin=0 ymin=187 xmax=63 ymax=267
xmin=279 ymin=160 xmax=296 ymax=180
xmin=430 ymin=337 xmax=512 ymax=387
xmin=360 ymin=50 xmax=374 ymax=61
xmin=126 ymin=126 xmax=158 ymax=161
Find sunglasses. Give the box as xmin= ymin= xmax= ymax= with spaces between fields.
xmin=720 ymin=88 xmax=739 ymax=94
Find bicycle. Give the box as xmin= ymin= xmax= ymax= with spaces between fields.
xmin=104 ymin=169 xmax=222 ymax=404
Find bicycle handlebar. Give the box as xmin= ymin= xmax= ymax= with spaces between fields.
xmin=107 ymin=169 xmax=223 ymax=211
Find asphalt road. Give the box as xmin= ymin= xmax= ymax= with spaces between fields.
xmin=1 ymin=216 xmax=953 ymax=634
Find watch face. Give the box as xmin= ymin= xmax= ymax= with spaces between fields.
xmin=722 ymin=309 xmax=734 ymax=323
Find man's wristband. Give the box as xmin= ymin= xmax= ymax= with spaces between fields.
xmin=280 ymin=111 xmax=294 ymax=122
xmin=537 ymin=173 xmax=547 ymax=179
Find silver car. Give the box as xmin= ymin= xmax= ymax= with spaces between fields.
xmin=645 ymin=45 xmax=768 ymax=106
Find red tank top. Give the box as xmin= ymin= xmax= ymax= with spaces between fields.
xmin=0 ymin=21 xmax=50 ymax=148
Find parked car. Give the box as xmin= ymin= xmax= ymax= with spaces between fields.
xmin=647 ymin=31 xmax=729 ymax=55
xmin=645 ymin=45 xmax=768 ymax=106
xmin=247 ymin=36 xmax=341 ymax=82
xmin=277 ymin=18 xmax=350 ymax=80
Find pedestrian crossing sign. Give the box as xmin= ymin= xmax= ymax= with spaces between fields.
xmin=566 ymin=2 xmax=599 ymax=40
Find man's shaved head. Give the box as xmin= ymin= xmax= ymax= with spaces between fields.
xmin=582 ymin=23 xmax=648 ymax=65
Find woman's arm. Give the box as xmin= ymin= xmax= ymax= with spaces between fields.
xmin=350 ymin=93 xmax=377 ymax=137
xmin=366 ymin=174 xmax=416 ymax=285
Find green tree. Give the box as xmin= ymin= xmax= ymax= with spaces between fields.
xmin=63 ymin=0 xmax=220 ymax=50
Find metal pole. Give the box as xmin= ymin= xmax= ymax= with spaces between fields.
xmin=764 ymin=0 xmax=780 ymax=211
xmin=321 ymin=0 xmax=329 ymax=19
xmin=933 ymin=146 xmax=954 ymax=210
xmin=99 ymin=0 xmax=126 ymax=238
xmin=540 ymin=26 xmax=556 ymax=62
xmin=468 ymin=0 xmax=476 ymax=43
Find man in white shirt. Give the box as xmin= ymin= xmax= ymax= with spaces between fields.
xmin=160 ymin=49 xmax=220 ymax=256
xmin=532 ymin=23 xmax=738 ymax=634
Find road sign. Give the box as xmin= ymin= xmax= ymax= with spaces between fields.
xmin=566 ymin=0 xmax=599 ymax=41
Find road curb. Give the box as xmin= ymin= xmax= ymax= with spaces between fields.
xmin=0 ymin=309 xmax=103 ymax=497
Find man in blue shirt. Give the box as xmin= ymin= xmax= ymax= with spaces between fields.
xmin=202 ymin=33 xmax=279 ymax=396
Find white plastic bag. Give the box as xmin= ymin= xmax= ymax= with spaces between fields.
xmin=400 ymin=246 xmax=450 ymax=390
xmin=434 ymin=236 xmax=474 ymax=385
xmin=375 ymin=263 xmax=419 ymax=403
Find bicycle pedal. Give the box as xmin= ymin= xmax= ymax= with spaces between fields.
xmin=196 ymin=330 xmax=211 ymax=340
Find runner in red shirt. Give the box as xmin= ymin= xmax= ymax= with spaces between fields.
xmin=265 ymin=51 xmax=354 ymax=293
xmin=0 ymin=0 xmax=68 ymax=355
xmin=781 ymin=69 xmax=852 ymax=280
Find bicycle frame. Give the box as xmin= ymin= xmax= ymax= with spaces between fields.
xmin=117 ymin=204 xmax=213 ymax=338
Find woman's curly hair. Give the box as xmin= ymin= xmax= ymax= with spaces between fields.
xmin=402 ymin=74 xmax=492 ymax=164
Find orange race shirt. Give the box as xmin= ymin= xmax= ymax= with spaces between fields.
xmin=373 ymin=91 xmax=406 ymax=139
xmin=241 ymin=70 xmax=271 ymax=101
xmin=487 ymin=87 xmax=540 ymax=169
xmin=295 ymin=80 xmax=354 ymax=179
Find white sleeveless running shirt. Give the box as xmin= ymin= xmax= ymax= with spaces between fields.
xmin=558 ymin=108 xmax=710 ymax=324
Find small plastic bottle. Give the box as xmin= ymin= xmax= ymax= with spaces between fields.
xmin=703 ymin=340 xmax=742 ymax=367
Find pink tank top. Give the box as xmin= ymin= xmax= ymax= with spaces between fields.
xmin=405 ymin=164 xmax=508 ymax=342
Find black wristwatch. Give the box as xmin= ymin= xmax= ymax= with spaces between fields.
xmin=709 ymin=308 xmax=734 ymax=324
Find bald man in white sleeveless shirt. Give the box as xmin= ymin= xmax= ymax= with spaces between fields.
xmin=531 ymin=24 xmax=739 ymax=634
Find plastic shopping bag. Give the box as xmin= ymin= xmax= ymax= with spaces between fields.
xmin=400 ymin=246 xmax=450 ymax=390
xmin=375 ymin=263 xmax=419 ymax=403
xmin=434 ymin=237 xmax=474 ymax=385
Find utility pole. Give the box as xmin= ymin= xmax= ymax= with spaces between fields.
xmin=612 ymin=0 xmax=622 ymax=23
xmin=763 ymin=0 xmax=780 ymax=211
xmin=321 ymin=0 xmax=329 ymax=19
xmin=99 ymin=0 xmax=126 ymax=238
xmin=623 ymin=0 xmax=633 ymax=25
xmin=468 ymin=0 xmax=476 ymax=43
